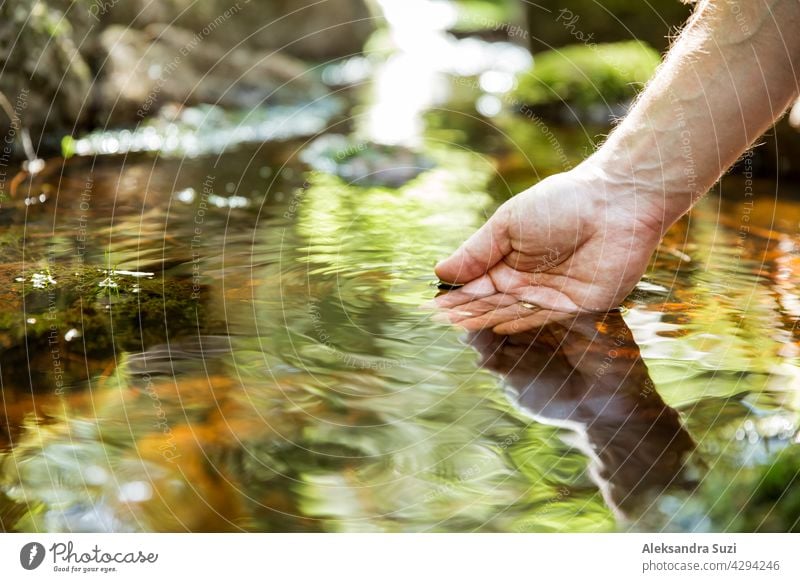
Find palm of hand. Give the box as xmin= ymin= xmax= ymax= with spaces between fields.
xmin=433 ymin=170 xmax=663 ymax=333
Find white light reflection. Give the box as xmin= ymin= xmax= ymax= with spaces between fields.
xmin=365 ymin=0 xmax=532 ymax=145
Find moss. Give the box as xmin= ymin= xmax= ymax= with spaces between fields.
xmin=0 ymin=264 xmax=207 ymax=391
xmin=514 ymin=41 xmax=661 ymax=109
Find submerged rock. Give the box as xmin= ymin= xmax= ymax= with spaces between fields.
xmin=0 ymin=263 xmax=208 ymax=393
xmin=300 ymin=135 xmax=436 ymax=188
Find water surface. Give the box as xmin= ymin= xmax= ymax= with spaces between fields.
xmin=1 ymin=63 xmax=799 ymax=534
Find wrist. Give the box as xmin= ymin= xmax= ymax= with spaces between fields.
xmin=582 ymin=141 xmax=710 ymax=234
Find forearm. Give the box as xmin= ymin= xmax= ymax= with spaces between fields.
xmin=589 ymin=0 xmax=800 ymax=228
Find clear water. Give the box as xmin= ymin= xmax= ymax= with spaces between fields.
xmin=1 ymin=58 xmax=799 ymax=533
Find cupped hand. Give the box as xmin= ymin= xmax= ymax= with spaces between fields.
xmin=433 ymin=162 xmax=665 ymax=333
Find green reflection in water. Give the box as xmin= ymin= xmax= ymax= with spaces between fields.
xmin=1 ymin=91 xmax=799 ymax=533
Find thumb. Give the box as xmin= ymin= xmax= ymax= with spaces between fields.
xmin=435 ymin=208 xmax=510 ymax=284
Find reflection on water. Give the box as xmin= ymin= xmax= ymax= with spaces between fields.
xmin=1 ymin=25 xmax=800 ymax=533
xmin=469 ymin=312 xmax=696 ymax=520
xmin=1 ymin=133 xmax=797 ymax=532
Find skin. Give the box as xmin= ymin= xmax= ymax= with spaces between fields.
xmin=434 ymin=0 xmax=800 ymax=333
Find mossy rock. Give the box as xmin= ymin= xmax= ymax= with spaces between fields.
xmin=0 ymin=264 xmax=207 ymax=392
xmin=514 ymin=41 xmax=661 ymax=121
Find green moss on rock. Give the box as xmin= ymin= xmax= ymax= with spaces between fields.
xmin=0 ymin=264 xmax=207 ymax=392
xmin=514 ymin=41 xmax=661 ymax=110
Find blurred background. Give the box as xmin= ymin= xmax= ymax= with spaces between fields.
xmin=1 ymin=0 xmax=798 ymax=174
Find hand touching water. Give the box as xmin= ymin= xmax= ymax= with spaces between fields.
xmin=433 ymin=162 xmax=665 ymax=333
xmin=435 ymin=0 xmax=800 ymax=334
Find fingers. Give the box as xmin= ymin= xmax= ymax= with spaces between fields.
xmin=429 ymin=276 xmax=499 ymax=308
xmin=436 ymin=297 xmax=530 ymax=330
xmin=515 ymin=285 xmax=580 ymax=313
xmin=428 ymin=285 xmax=577 ymax=335
xmin=456 ymin=303 xmax=539 ymax=331
xmin=434 ymin=207 xmax=511 ymax=284
xmin=492 ymin=309 xmax=575 ymax=335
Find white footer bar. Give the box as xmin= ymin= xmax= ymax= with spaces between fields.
xmin=1 ymin=533 xmax=797 ymax=581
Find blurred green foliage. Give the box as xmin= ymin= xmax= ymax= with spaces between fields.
xmin=703 ymin=446 xmax=800 ymax=532
xmin=525 ymin=0 xmax=691 ymax=52
xmin=515 ymin=41 xmax=661 ymax=109
xmin=450 ymin=0 xmax=524 ymax=32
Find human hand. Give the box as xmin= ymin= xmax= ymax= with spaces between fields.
xmin=433 ymin=161 xmax=666 ymax=333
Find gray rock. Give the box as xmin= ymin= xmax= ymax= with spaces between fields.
xmin=99 ymin=0 xmax=375 ymax=61
xmin=0 ymin=0 xmax=95 ymax=156
xmin=0 ymin=0 xmax=370 ymax=161
xmin=94 ymin=23 xmax=317 ymax=124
